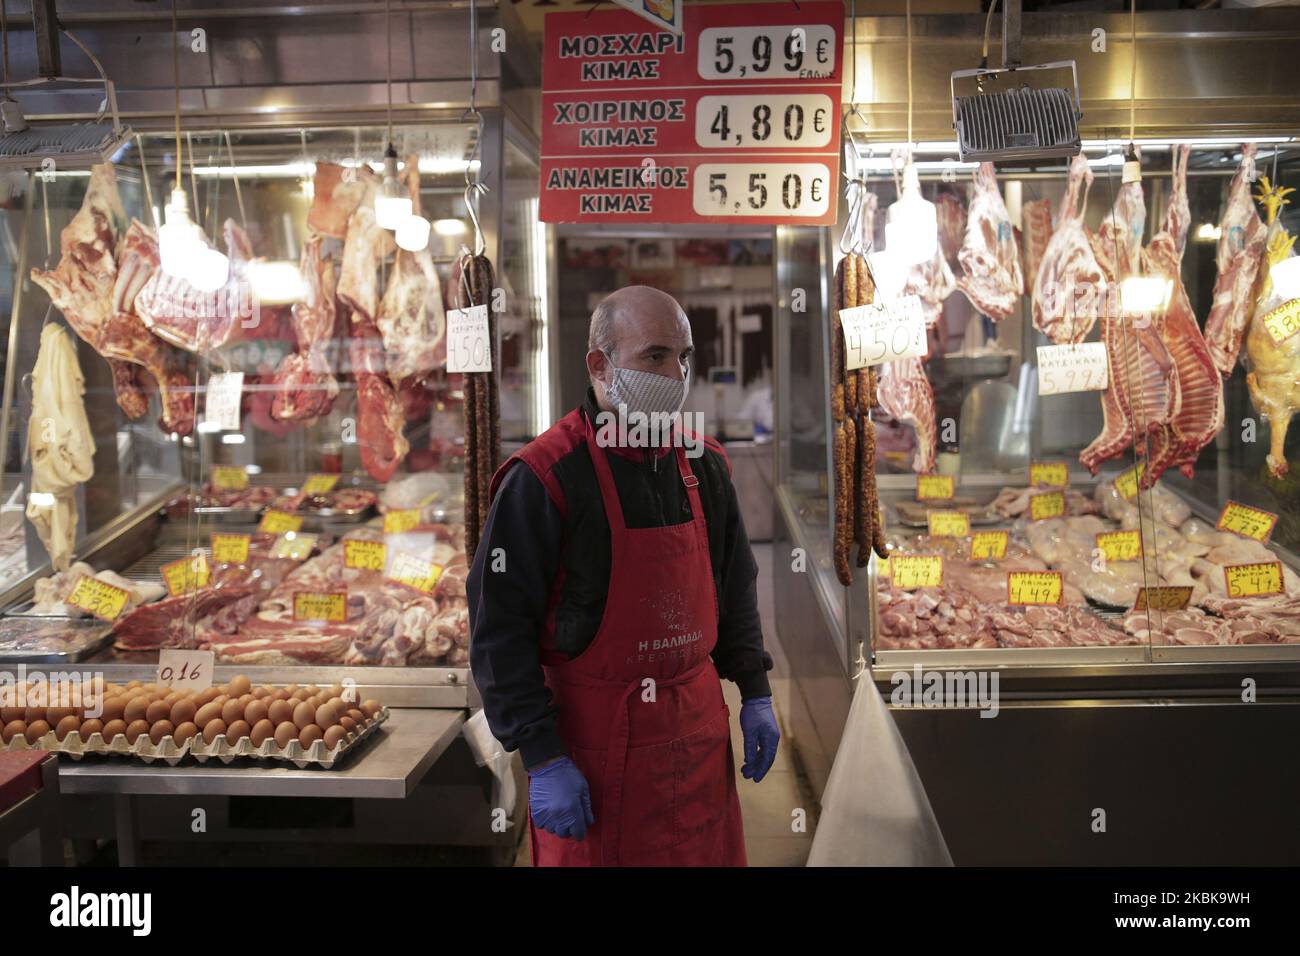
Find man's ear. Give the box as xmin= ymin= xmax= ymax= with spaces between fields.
xmin=586 ymin=349 xmax=610 ymax=382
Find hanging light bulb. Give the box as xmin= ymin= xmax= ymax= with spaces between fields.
xmin=867 ymin=249 xmax=907 ymax=301
xmin=1119 ymin=275 xmax=1173 ymax=314
xmin=375 ymin=145 xmax=412 ymax=230
xmin=247 ymin=260 xmax=307 ymax=304
xmin=1270 ymin=256 xmax=1300 ymax=301
xmin=885 ymin=159 xmax=938 ymax=266
xmin=395 ymin=214 xmax=431 ymax=252
xmin=433 ymin=218 xmax=467 ymax=237
xmin=158 ymin=189 xmax=204 ymax=279
xmin=188 ymin=246 xmax=231 ymax=293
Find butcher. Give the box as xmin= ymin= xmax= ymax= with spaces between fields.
xmin=468 ymin=285 xmax=778 ymax=866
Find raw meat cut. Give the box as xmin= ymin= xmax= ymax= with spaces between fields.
xmin=1020 ymin=198 xmax=1054 ymax=294
xmin=337 ymin=167 xmax=393 ymax=324
xmin=1088 ymin=157 xmax=1145 ymax=287
xmin=355 ymin=372 xmax=410 ymax=482
xmin=936 ymin=191 xmax=966 ymax=265
xmin=108 ymin=359 xmax=149 ymax=419
xmin=956 ymin=163 xmax=1023 ymax=321
xmin=307 ymin=162 xmax=370 ymax=239
xmin=1033 ymin=153 xmax=1108 ymax=343
xmin=1245 ymin=203 xmax=1300 ymax=477
xmin=270 ymin=236 xmax=339 ymax=423
xmin=1205 ymin=146 xmax=1269 ymax=375
xmin=876 ymin=358 xmax=936 ymax=474
xmin=903 ymin=245 xmax=956 ymax=329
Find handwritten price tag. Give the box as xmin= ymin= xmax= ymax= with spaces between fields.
xmin=1036 ymin=342 xmax=1109 ymax=396
xmin=928 ymin=511 xmax=971 ymax=537
xmin=1115 ymin=463 xmax=1145 ymax=501
xmin=345 ymin=539 xmax=386 ymax=572
xmin=387 ymin=552 xmax=444 ymax=593
xmin=1223 ymin=561 xmax=1284 ymax=599
xmin=293 ymin=591 xmax=347 ymax=623
xmin=1216 ymin=500 xmax=1278 ymax=543
xmin=1030 ymin=490 xmax=1066 ymax=521
xmin=160 ymin=553 xmax=211 ymax=597
xmin=211 ymin=532 xmax=251 ymax=564
xmin=970 ymin=530 xmax=1008 ymax=561
xmin=889 ymin=555 xmax=943 ymax=590
xmin=1029 ymin=461 xmax=1069 ymax=488
xmin=916 ymin=475 xmax=955 ymax=501
xmin=446 ymin=304 xmax=492 ymax=373
xmin=259 ymin=510 xmax=304 ymax=534
xmin=840 ymin=295 xmax=927 ymax=370
xmin=383 ymin=509 xmax=421 ymax=534
xmin=67 ymin=576 xmax=130 ymax=622
xmin=300 ymin=474 xmax=340 ymax=495
xmin=1008 ymin=571 xmax=1063 ymax=606
xmin=1261 ymin=298 xmax=1300 ymax=346
xmin=270 ymin=533 xmax=317 ymax=561
xmin=211 ymin=465 xmax=249 ymax=491
xmin=157 ymin=649 xmax=214 ymax=691
xmin=1096 ymin=530 xmax=1143 ymax=562
xmin=1133 ymin=586 xmax=1193 ymax=612
xmin=204 ymin=371 xmax=244 ymax=431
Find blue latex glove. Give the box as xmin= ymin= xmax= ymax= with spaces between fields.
xmin=528 ymin=756 xmax=594 ymax=840
xmin=740 ymin=696 xmax=780 ymax=783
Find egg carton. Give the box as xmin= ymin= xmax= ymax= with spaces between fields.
xmin=0 ymin=707 xmax=390 ymax=769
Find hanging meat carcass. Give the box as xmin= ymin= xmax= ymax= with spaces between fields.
xmin=269 ymin=236 xmax=339 ymax=422
xmin=350 ymin=317 xmax=410 ymax=483
xmin=936 ymin=191 xmax=966 ymax=266
xmin=956 ymin=163 xmax=1023 ymax=321
xmin=1020 ymin=198 xmax=1054 ymax=294
xmin=337 ymin=166 xmax=393 ymax=325
xmin=876 ymin=358 xmax=937 ymax=475
xmin=1205 ymin=145 xmax=1270 ymax=376
xmin=307 ymin=162 xmax=372 ymax=240
xmin=903 ymin=245 xmax=957 ymax=330
xmin=1033 ymin=153 xmax=1108 ymax=344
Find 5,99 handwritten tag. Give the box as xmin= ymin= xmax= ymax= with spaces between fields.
xmin=970 ymin=530 xmax=1008 ymax=561
xmin=1036 ymin=343 xmax=1109 ymax=396
xmin=446 ymin=304 xmax=492 ymax=373
xmin=1223 ymin=561 xmax=1284 ymax=599
xmin=916 ymin=475 xmax=955 ymax=501
xmin=345 ymin=539 xmax=386 ymax=572
xmin=1133 ymin=586 xmax=1192 ymax=612
xmin=160 ymin=553 xmax=211 ymax=597
xmin=1096 ymin=530 xmax=1142 ymax=562
xmin=1029 ymin=461 xmax=1069 ymax=488
xmin=293 ymin=591 xmax=348 ymax=623
xmin=157 ymin=649 xmax=214 ymax=691
xmin=1216 ymin=500 xmax=1277 ymax=543
xmin=889 ymin=555 xmax=943 ymax=590
xmin=840 ymin=295 xmax=927 ymax=371
xmin=1261 ymin=298 xmax=1300 ymax=346
xmin=928 ymin=511 xmax=970 ymax=537
xmin=1008 ymin=571 xmax=1063 ymax=606
xmin=1029 ymin=490 xmax=1065 ymax=521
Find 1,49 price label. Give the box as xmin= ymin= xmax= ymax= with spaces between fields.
xmin=889 ymin=555 xmax=943 ymax=590
xmin=692 ymin=163 xmax=830 ymax=218
xmin=446 ymin=304 xmax=492 ymax=374
xmin=696 ymin=24 xmax=837 ymax=80
xmin=695 ymin=94 xmax=834 ymax=149
xmin=840 ymin=296 xmax=927 ymax=370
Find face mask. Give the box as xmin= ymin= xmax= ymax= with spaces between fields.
xmin=602 ymin=359 xmax=689 ymax=418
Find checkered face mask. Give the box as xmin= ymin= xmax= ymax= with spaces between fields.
xmin=602 ymin=356 xmax=689 ymax=418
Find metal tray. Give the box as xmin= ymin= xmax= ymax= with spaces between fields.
xmin=0 ymin=617 xmax=115 ymax=663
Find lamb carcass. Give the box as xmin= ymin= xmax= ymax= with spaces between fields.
xmin=1020 ymin=198 xmax=1054 ymax=294
xmin=1205 ymin=145 xmax=1269 ymax=375
xmin=936 ymin=191 xmax=966 ymax=265
xmin=1033 ymin=153 xmax=1108 ymax=343
xmin=876 ymin=358 xmax=937 ymax=474
xmin=337 ymin=166 xmax=393 ymax=324
xmin=956 ymin=163 xmax=1023 ymax=321
xmin=349 ymin=319 xmax=409 ymax=482
xmin=307 ymin=162 xmax=371 ymax=239
xmin=903 ymin=245 xmax=957 ymax=329
xmin=270 ymin=236 xmax=339 ymax=423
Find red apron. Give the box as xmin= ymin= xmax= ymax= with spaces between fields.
xmin=530 ymin=417 xmax=747 ymax=867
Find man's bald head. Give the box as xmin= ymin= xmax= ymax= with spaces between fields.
xmin=586 ymin=286 xmax=694 ymax=410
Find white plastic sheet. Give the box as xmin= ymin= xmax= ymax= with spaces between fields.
xmin=807 ymin=669 xmax=953 ymax=866
xmin=461 ymin=708 xmax=518 ymax=826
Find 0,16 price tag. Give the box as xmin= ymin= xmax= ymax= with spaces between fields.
xmin=1036 ymin=343 xmax=1109 ymax=396
xmin=839 ymin=295 xmax=927 ymax=370
xmin=446 ymin=304 xmax=492 ymax=373
xmin=157 ymin=649 xmax=214 ymax=691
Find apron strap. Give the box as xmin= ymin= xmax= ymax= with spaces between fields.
xmin=674 ymin=443 xmax=707 ymax=528
xmin=583 ymin=413 xmax=627 ymax=532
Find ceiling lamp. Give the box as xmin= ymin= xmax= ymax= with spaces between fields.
xmin=1119 ymin=275 xmax=1173 ymax=315
xmin=395 ymin=212 xmax=431 ymax=252
xmin=375 ymin=145 xmax=412 ymax=229
xmin=433 ymin=218 xmax=467 ymax=237
xmin=868 ymin=249 xmax=908 ymax=301
xmin=246 ymin=260 xmax=307 ymax=304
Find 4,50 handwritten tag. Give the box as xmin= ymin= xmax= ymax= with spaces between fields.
xmin=446 ymin=304 xmax=492 ymax=373
xmin=928 ymin=511 xmax=970 ymax=537
xmin=840 ymin=295 xmax=927 ymax=371
xmin=889 ymin=555 xmax=943 ymax=590
xmin=1008 ymin=571 xmax=1063 ymax=606
xmin=970 ymin=530 xmax=1008 ymax=561
xmin=345 ymin=539 xmax=386 ymax=572
xmin=1223 ymin=561 xmax=1284 ymax=599
xmin=1217 ymin=500 xmax=1277 ymax=543
xmin=1036 ymin=343 xmax=1108 ymax=396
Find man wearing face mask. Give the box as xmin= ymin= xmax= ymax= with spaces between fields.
xmin=468 ymin=285 xmax=778 ymax=867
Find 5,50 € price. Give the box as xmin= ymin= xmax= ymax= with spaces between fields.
xmin=692 ymin=164 xmax=829 ymax=219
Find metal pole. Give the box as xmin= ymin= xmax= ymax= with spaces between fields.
xmin=1002 ymin=0 xmax=1022 ymax=70
xmin=0 ymin=173 xmax=35 ymax=490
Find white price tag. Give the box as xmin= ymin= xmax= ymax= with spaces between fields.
xmin=204 ymin=372 xmax=244 ymax=432
xmin=697 ymin=25 xmax=837 ymax=80
xmin=157 ymin=649 xmax=214 ymax=691
xmin=445 ymin=305 xmax=492 ymax=373
xmin=1036 ymin=342 xmax=1109 ymax=396
xmin=692 ymin=163 xmax=830 ymax=218
xmin=839 ymin=295 xmax=927 ymax=370
xmin=695 ymin=94 xmax=835 ymax=150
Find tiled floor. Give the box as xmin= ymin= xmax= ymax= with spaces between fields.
xmin=513 ymin=541 xmax=815 ymax=867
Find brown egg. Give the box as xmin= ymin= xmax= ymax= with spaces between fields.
xmin=169 ymin=698 xmax=197 ymax=726
xmin=193 ymin=687 xmax=220 ymax=706
xmin=225 ymin=719 xmax=251 ymax=743
xmin=172 ymin=721 xmax=198 ymax=745
xmin=323 ymin=725 xmax=347 ymax=750
xmin=2 ymin=720 xmax=26 ymax=743
xmin=305 ymin=695 xmax=326 ymax=712
xmin=125 ymin=719 xmax=150 ymax=744
xmin=0 ymin=706 xmax=23 ymax=724
xmin=228 ymin=675 xmax=252 ymax=697
xmin=267 ymin=700 xmax=294 ymax=725
xmin=123 ymin=696 xmax=150 ymax=723
xmin=250 ymin=719 xmax=275 ymax=747
xmin=202 ymin=718 xmax=227 ymax=744
xmin=269 ymin=689 xmax=291 ymax=702
xmin=124 ymin=680 xmax=143 ymax=691
xmin=273 ymin=721 xmax=298 ymax=749
xmin=338 ymin=716 xmax=357 ymax=737
xmin=315 ymin=701 xmax=340 ymax=729
xmin=24 ymin=706 xmax=46 ymax=724
xmin=162 ymin=691 xmax=184 ymax=707
xmin=149 ymin=720 xmax=175 ymax=745
xmin=298 ymin=724 xmax=324 ymax=749
xmin=292 ymin=700 xmax=316 ymax=729
xmin=82 ymin=717 xmax=106 ymax=738
xmin=347 ymin=708 xmax=365 ymax=725
xmin=194 ymin=700 xmax=224 ymax=727
xmin=220 ymin=698 xmax=245 ymax=725
xmin=145 ymin=700 xmax=171 ymax=724
xmin=99 ymin=697 xmax=125 ymax=723
xmin=25 ymin=720 xmax=50 ymax=742
xmin=55 ymin=715 xmax=82 ymax=741
xmin=102 ymin=719 xmax=127 ymax=741
xmin=244 ymin=700 xmax=269 ymax=726
xmin=290 ymin=690 xmax=309 ymax=703
xmin=327 ymin=682 xmax=344 ymax=700
xmin=284 ymin=683 xmax=300 ymax=695
xmin=252 ymin=687 xmax=271 ymax=699
xmin=360 ymin=700 xmax=382 ymax=718
xmin=303 ymin=684 xmax=321 ymax=697
xmin=47 ymin=706 xmax=77 ymax=724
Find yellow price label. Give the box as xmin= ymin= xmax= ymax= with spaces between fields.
xmin=1216 ymin=500 xmax=1278 ymax=543
xmin=889 ymin=555 xmax=943 ymax=590
xmin=300 ymin=474 xmax=341 ymax=495
xmin=1132 ymin=586 xmax=1193 ymax=612
xmin=160 ymin=553 xmax=211 ymax=597
xmin=928 ymin=511 xmax=971 ymax=537
xmin=387 ymin=552 xmax=444 ymax=593
xmin=259 ymin=510 xmax=304 ymax=534
xmin=292 ymin=591 xmax=347 ymax=623
xmin=876 ymin=555 xmax=891 ymax=578
xmin=916 ymin=475 xmax=955 ymax=501
xmin=1007 ymin=571 xmax=1063 ymax=606
xmin=383 ymin=509 xmax=421 ymax=534
xmin=1096 ymin=530 xmax=1143 ymax=562
xmin=1261 ymin=298 xmax=1300 ymax=346
xmin=211 ymin=532 xmax=250 ymax=564
xmin=970 ymin=530 xmax=1008 ymax=561
xmin=211 ymin=465 xmax=249 ymax=491
xmin=1223 ymin=561 xmax=1284 ymax=599
xmin=345 ymin=539 xmax=387 ymax=572
xmin=1030 ymin=490 xmax=1066 ymax=521
xmin=1115 ymin=462 xmax=1145 ymax=501
xmin=1029 ymin=461 xmax=1069 ymax=488
xmin=67 ymin=576 xmax=131 ymax=622
xmin=270 ymin=533 xmax=317 ymax=561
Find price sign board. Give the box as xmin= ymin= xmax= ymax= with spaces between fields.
xmin=1029 ymin=461 xmax=1069 ymax=488
xmin=840 ymin=296 xmax=927 ymax=370
xmin=211 ymin=533 xmax=251 ymax=564
xmin=1216 ymin=500 xmax=1278 ymax=543
xmin=539 ymin=3 xmax=842 ymax=225
xmin=161 ymin=553 xmax=211 ymax=597
xmin=204 ymin=371 xmax=244 ymax=431
xmin=928 ymin=511 xmax=971 ymax=537
xmin=345 ymin=539 xmax=386 ymax=572
xmin=157 ymin=650 xmax=214 ymax=691
xmin=1261 ymin=298 xmax=1300 ymax=346
xmin=1115 ymin=462 xmax=1145 ymax=501
xmin=259 ymin=510 xmax=304 ymax=535
xmin=446 ymin=305 xmax=492 ymax=373
xmin=970 ymin=531 xmax=1008 ymax=561
xmin=916 ymin=475 xmax=955 ymax=501
xmin=387 ymin=552 xmax=444 ymax=594
xmin=1036 ymin=342 xmax=1109 ymax=396
xmin=293 ymin=591 xmax=348 ymax=623
xmin=889 ymin=555 xmax=943 ymax=590
xmin=211 ymin=465 xmax=249 ymax=491
xmin=1096 ymin=530 xmax=1143 ymax=562
xmin=1223 ymin=561 xmax=1284 ymax=599
xmin=1029 ymin=490 xmax=1066 ymax=521
xmin=383 ymin=509 xmax=421 ymax=534
xmin=270 ymin=533 xmax=317 ymax=562
xmin=300 ymin=474 xmax=340 ymax=495
xmin=67 ymin=576 xmax=130 ymax=622
xmin=1007 ymin=571 xmax=1063 ymax=606
xmin=1132 ymin=586 xmax=1193 ymax=612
